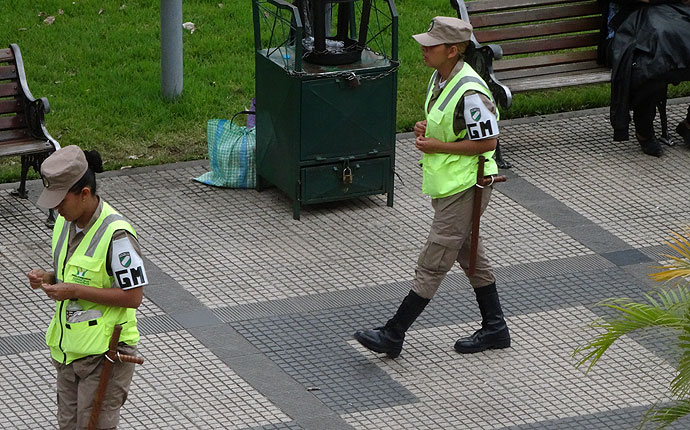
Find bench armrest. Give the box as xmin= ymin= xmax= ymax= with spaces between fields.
xmin=466 ymin=43 xmax=513 ymax=110
xmin=10 ymin=44 xmax=60 ymax=151
xmin=39 ymin=97 xmax=51 ymax=114
xmin=26 ymin=97 xmax=60 ymax=150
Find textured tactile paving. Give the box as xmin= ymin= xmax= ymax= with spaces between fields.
xmin=341 ymin=306 xmax=674 ymax=429
xmin=502 ymin=104 xmax=690 ymax=249
xmin=0 ymin=332 xmax=293 ymax=430
xmin=2 ymin=101 xmax=690 ymax=429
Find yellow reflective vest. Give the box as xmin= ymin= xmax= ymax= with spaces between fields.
xmin=421 ymin=62 xmax=499 ymax=198
xmin=46 ymin=201 xmax=140 ymax=364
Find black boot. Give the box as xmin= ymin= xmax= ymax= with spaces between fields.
xmin=354 ymin=291 xmax=430 ymax=358
xmin=637 ymin=134 xmax=663 ymax=157
xmin=454 ymin=283 xmax=510 ymax=354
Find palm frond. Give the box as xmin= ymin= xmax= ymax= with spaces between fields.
xmin=643 ymin=399 xmax=690 ymax=429
xmin=574 ymin=292 xmax=687 ymax=372
xmin=651 ymin=229 xmax=690 ymax=283
xmin=575 ymin=228 xmax=690 ymax=429
xmin=670 ymin=318 xmax=690 ymax=399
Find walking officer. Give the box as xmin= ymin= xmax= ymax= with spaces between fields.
xmin=354 ymin=16 xmax=510 ymax=358
xmin=27 ymin=145 xmax=147 ymax=429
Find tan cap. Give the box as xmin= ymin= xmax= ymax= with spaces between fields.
xmin=37 ymin=145 xmax=88 ymax=208
xmin=412 ymin=16 xmax=472 ymax=46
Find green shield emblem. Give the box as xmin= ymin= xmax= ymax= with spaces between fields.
xmin=119 ymin=252 xmax=132 ymax=268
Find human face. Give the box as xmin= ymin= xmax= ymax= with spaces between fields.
xmin=53 ymin=188 xmax=90 ymax=223
xmin=53 ymin=191 xmax=82 ymax=221
xmin=421 ymin=44 xmax=455 ymax=69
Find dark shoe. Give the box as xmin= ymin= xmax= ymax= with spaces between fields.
xmin=354 ymin=291 xmax=430 ymax=359
xmin=454 ymin=283 xmax=511 ymax=354
xmin=353 ymin=327 xmax=404 ymax=358
xmin=676 ymin=120 xmax=690 ymax=145
xmin=454 ymin=328 xmax=511 ymax=354
xmin=638 ymin=135 xmax=663 ymax=157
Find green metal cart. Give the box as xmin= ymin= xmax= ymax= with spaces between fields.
xmin=252 ymin=0 xmax=398 ymax=219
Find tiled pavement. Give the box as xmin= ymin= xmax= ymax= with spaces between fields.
xmin=1 ymin=99 xmax=690 ymax=429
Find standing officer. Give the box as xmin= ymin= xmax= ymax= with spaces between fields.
xmin=354 ymin=17 xmax=510 ymax=358
xmin=27 ymin=145 xmax=147 ymax=429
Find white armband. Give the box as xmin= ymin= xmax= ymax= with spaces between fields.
xmin=463 ymin=93 xmax=499 ymax=140
xmin=111 ymin=237 xmax=148 ymax=289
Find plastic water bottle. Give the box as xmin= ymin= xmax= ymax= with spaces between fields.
xmin=65 ymin=300 xmax=82 ymax=321
xmin=246 ymin=98 xmax=256 ymax=129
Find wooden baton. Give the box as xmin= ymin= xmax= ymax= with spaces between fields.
xmin=87 ymin=325 xmax=144 ymax=430
xmin=468 ymin=156 xmax=506 ymax=276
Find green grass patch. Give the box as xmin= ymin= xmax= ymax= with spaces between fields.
xmin=1 ymin=0 xmax=688 ymax=183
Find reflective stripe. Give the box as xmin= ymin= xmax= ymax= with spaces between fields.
xmin=437 ymin=76 xmax=486 ymax=112
xmin=84 ymin=214 xmax=125 ymax=257
xmin=52 ymin=222 xmax=70 ymax=279
xmin=425 ymin=71 xmax=437 ymax=100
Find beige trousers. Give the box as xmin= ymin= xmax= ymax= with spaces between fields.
xmin=52 ymin=344 xmax=136 ymax=430
xmin=412 ymin=185 xmax=495 ymax=299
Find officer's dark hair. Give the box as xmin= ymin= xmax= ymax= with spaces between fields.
xmin=444 ymin=41 xmax=470 ymax=59
xmin=68 ymin=149 xmax=104 ymax=195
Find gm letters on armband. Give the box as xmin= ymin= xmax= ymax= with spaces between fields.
xmin=111 ymin=237 xmax=148 ymax=289
xmin=463 ymin=93 xmax=499 ymax=140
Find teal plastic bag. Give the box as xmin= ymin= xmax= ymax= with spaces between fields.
xmin=195 ymin=114 xmax=256 ymax=188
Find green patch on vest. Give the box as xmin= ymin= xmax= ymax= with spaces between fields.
xmin=71 ymin=267 xmax=91 ymax=285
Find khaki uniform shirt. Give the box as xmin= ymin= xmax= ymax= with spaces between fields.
xmin=426 ymin=60 xmax=498 ymax=138
xmin=63 ymin=198 xmax=143 ymax=287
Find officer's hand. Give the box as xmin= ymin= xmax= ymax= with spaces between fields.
xmin=42 ymin=283 xmax=77 ymax=301
xmin=415 ymin=136 xmax=439 ymax=153
xmin=414 ymin=120 xmax=427 ymax=138
xmin=28 ymin=269 xmax=51 ymax=290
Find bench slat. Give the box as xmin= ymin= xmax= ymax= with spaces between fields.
xmin=0 ymin=65 xmax=18 ymax=81
xmin=502 ymin=69 xmax=611 ymax=92
xmin=475 ymin=16 xmax=600 ymax=43
xmin=0 ymin=115 xmax=26 ymax=130
xmin=0 ymin=139 xmax=53 ymax=158
xmin=466 ymin=0 xmax=585 ymax=14
xmin=493 ymin=50 xmax=598 ymax=72
xmin=496 ymin=61 xmax=603 ymax=80
xmin=0 ymin=99 xmax=21 ymax=114
xmin=470 ymin=2 xmax=600 ymax=28
xmin=0 ymin=128 xmax=30 ymax=143
xmin=0 ymin=82 xmax=19 ymax=97
xmin=500 ymin=33 xmax=600 ymax=56
xmin=0 ymin=48 xmax=13 ymax=63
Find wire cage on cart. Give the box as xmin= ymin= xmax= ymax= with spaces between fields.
xmin=252 ymin=0 xmax=398 ymax=219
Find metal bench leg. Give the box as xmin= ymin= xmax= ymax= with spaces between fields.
xmin=10 ymin=155 xmax=31 ymax=199
xmin=46 ymin=209 xmax=56 ymax=228
xmin=494 ymin=139 xmax=512 ymax=169
xmin=658 ymin=85 xmax=675 ymax=146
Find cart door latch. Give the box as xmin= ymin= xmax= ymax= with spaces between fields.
xmin=342 ymin=162 xmax=353 ymax=184
xmin=345 ymin=72 xmax=361 ymax=88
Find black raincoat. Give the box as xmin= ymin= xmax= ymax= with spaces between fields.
xmin=605 ymin=3 xmax=690 ymax=140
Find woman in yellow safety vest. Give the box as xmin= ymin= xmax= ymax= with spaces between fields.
xmin=27 ymin=145 xmax=147 ymax=429
xmin=354 ymin=17 xmax=510 ymax=358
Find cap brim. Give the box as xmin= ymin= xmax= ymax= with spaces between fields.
xmin=36 ymin=187 xmax=68 ymax=209
xmin=412 ymin=33 xmax=446 ymax=47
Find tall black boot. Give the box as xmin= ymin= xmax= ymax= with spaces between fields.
xmin=354 ymin=291 xmax=430 ymax=358
xmin=454 ymin=283 xmax=510 ymax=354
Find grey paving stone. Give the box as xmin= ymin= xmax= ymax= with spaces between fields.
xmin=2 ymin=101 xmax=690 ymax=429
xmin=602 ymin=249 xmax=654 ymax=266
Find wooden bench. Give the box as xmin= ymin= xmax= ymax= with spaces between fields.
xmin=1 ymin=43 xmax=59 ymax=199
xmin=450 ymin=0 xmax=672 ymax=167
